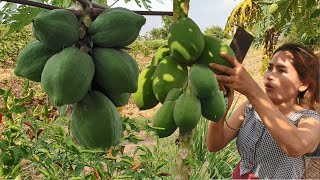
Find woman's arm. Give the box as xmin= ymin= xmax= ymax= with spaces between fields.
xmin=211 ymin=52 xmax=320 ymax=157
xmin=206 ymin=101 xmax=248 ymax=152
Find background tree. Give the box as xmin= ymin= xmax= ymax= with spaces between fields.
xmin=203 ymin=25 xmax=225 ymax=39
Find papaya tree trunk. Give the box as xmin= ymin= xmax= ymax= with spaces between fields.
xmin=172 ymin=1 xmax=191 ymax=179
xmin=176 ymin=129 xmax=193 ymax=180
xmin=173 ymin=0 xmax=190 ymax=22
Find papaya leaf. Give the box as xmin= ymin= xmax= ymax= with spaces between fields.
xmin=5 ymin=7 xmax=43 ymax=35
xmin=51 ymin=0 xmax=74 ymax=8
xmin=95 ymin=0 xmax=108 ymax=6
xmin=310 ymin=9 xmax=320 ymax=19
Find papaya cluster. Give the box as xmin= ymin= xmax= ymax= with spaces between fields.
xmin=133 ymin=17 xmax=236 ymax=138
xmin=14 ymin=8 xmax=146 ymax=150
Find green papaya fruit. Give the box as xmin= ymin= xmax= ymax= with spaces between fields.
xmin=168 ymin=17 xmax=205 ymax=64
xmin=197 ymin=35 xmax=236 ymax=75
xmin=71 ymin=91 xmax=122 ymax=150
xmin=173 ymin=91 xmax=201 ymax=132
xmin=32 ymin=9 xmax=80 ymax=51
xmin=201 ymin=90 xmax=227 ymax=122
xmin=14 ymin=40 xmax=56 ymax=82
xmin=89 ymin=7 xmax=146 ymax=47
xmin=93 ymin=83 xmax=130 ymax=107
xmin=92 ymin=48 xmax=139 ymax=95
xmin=152 ymin=56 xmax=188 ymax=103
xmin=152 ymin=101 xmax=177 ymax=138
xmin=132 ymin=65 xmax=159 ymax=110
xmin=189 ymin=64 xmax=219 ymax=98
xmin=164 ymin=88 xmax=183 ymax=102
xmin=41 ymin=47 xmax=95 ymax=106
xmin=151 ymin=45 xmax=170 ymax=66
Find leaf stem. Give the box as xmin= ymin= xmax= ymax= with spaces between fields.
xmin=2 ymin=0 xmax=173 ymax=18
xmin=2 ymin=0 xmax=83 ymax=17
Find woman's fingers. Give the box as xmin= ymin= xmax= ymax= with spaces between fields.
xmin=209 ymin=63 xmax=235 ymax=76
xmin=216 ymin=75 xmax=235 ymax=84
xmin=219 ymin=52 xmax=241 ymax=67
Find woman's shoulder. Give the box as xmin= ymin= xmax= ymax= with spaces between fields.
xmin=293 ymin=109 xmax=320 ymax=119
xmin=291 ymin=109 xmax=320 ymax=124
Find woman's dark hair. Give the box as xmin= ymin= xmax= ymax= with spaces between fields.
xmin=272 ymin=43 xmax=319 ymax=111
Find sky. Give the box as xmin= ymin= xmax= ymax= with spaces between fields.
xmin=111 ymin=0 xmax=243 ymax=35
xmin=0 ymin=0 xmax=243 ymax=35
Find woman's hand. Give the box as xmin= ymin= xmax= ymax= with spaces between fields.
xmin=209 ymin=52 xmax=259 ymax=97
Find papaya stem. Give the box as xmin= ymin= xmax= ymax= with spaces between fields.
xmin=175 ymin=129 xmax=193 ymax=180
xmin=172 ymin=1 xmax=191 ymax=179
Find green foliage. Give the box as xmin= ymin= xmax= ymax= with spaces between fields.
xmin=253 ymin=0 xmax=320 ymax=48
xmin=0 ymin=0 xmax=151 ymax=34
xmin=0 ymin=81 xmax=175 ymax=179
xmin=147 ymin=28 xmax=168 ymax=40
xmin=193 ymin=117 xmax=240 ymax=179
xmin=122 ymin=0 xmax=151 ymax=9
xmin=5 ymin=7 xmax=43 ymax=35
xmin=204 ymin=25 xmax=225 ymax=39
xmin=128 ymin=39 xmax=167 ymax=58
xmin=0 ymin=25 xmax=33 ymax=65
xmin=144 ymin=16 xmax=173 ymax=40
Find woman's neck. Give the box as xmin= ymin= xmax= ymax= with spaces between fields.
xmin=276 ymin=103 xmax=301 ymax=115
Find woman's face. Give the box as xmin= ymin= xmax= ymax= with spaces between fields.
xmin=263 ymin=50 xmax=305 ymax=104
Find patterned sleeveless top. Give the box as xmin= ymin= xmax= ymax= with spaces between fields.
xmin=236 ymin=104 xmax=320 ymax=179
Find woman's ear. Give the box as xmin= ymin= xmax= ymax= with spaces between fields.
xmin=299 ymin=81 xmax=309 ymax=92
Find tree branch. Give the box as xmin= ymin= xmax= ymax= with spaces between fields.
xmin=91 ymin=7 xmax=173 ymax=18
xmin=4 ymin=0 xmax=62 ymax=10
xmin=2 ymin=0 xmax=83 ymax=17
xmin=2 ymin=0 xmax=172 ymax=18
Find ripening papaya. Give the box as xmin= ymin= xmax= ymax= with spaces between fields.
xmin=189 ymin=64 xmax=219 ymax=98
xmin=41 ymin=47 xmax=94 ymax=106
xmin=89 ymin=7 xmax=146 ymax=47
xmin=168 ymin=17 xmax=205 ymax=64
xmin=14 ymin=40 xmax=56 ymax=82
xmin=152 ymin=56 xmax=188 ymax=103
xmin=200 ymin=89 xmax=227 ymax=122
xmin=71 ymin=91 xmax=122 ymax=150
xmin=152 ymin=101 xmax=177 ymax=138
xmin=197 ymin=35 xmax=236 ymax=75
xmin=32 ymin=9 xmax=80 ymax=51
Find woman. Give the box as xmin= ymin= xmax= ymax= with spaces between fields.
xmin=206 ymin=43 xmax=320 ymax=179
